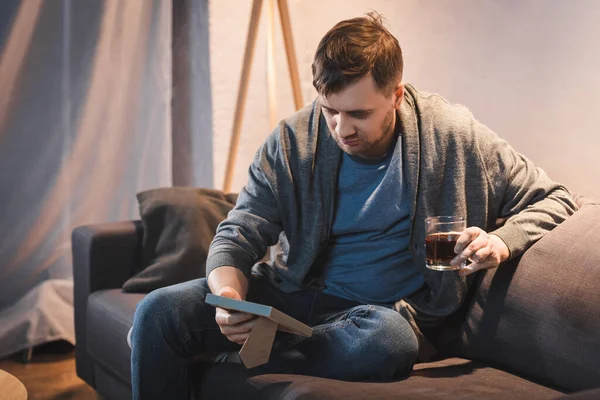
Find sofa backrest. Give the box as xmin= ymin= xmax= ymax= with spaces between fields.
xmin=456 ymin=202 xmax=600 ymax=392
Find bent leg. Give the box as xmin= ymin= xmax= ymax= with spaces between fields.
xmin=262 ymin=305 xmax=419 ymax=382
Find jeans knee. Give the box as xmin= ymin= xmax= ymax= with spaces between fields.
xmin=132 ymin=280 xmax=209 ymax=336
xmin=352 ymin=306 xmax=419 ymax=379
xmin=133 ymin=287 xmax=175 ymax=332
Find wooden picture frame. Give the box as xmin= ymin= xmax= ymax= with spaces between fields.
xmin=206 ymin=294 xmax=312 ymax=368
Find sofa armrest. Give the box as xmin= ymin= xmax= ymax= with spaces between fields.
xmin=457 ymin=203 xmax=600 ymax=392
xmin=71 ymin=220 xmax=144 ymax=387
xmin=72 ymin=220 xmax=144 ymax=292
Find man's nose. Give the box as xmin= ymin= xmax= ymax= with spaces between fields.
xmin=335 ymin=115 xmax=354 ymax=138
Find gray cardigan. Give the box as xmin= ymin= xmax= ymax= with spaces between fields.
xmin=207 ymin=84 xmax=577 ymax=353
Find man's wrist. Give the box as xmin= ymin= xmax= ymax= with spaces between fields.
xmin=490 ymin=234 xmax=511 ymax=263
xmin=207 ymin=266 xmax=249 ymax=300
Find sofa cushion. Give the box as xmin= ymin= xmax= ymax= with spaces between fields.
xmin=122 ymin=187 xmax=237 ymax=293
xmin=192 ymin=357 xmax=563 ymax=399
xmin=556 ymin=388 xmax=600 ymax=400
xmin=87 ymin=289 xmax=144 ymax=385
xmin=458 ymin=204 xmax=600 ymax=392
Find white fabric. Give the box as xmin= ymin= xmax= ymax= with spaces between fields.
xmin=0 ymin=0 xmax=172 ymax=358
xmin=127 ymin=327 xmax=133 ymax=350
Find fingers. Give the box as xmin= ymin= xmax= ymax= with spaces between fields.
xmin=228 ymin=334 xmax=250 ymax=345
xmin=452 ymin=227 xmax=487 ymax=267
xmin=453 ymin=233 xmax=491 ymax=266
xmin=215 ymin=308 xmax=255 ymax=325
xmin=453 ymin=227 xmax=482 ymax=256
xmin=219 ymin=317 xmax=255 ymax=336
xmin=452 ymin=227 xmax=504 ymax=276
xmin=222 ymin=319 xmax=255 ymax=345
xmin=459 ymin=260 xmax=494 ymax=276
xmin=214 ymin=286 xmax=250 ymax=343
xmin=215 ymin=308 xmax=257 ymax=344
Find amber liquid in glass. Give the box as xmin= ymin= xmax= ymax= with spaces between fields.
xmin=425 ymin=232 xmax=461 ymax=271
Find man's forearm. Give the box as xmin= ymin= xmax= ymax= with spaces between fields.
xmin=207 ymin=266 xmax=249 ymax=299
xmin=492 ymin=187 xmax=577 ymax=260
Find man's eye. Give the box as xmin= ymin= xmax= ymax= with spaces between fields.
xmin=351 ymin=112 xmax=369 ymax=119
xmin=323 ymin=108 xmax=337 ymax=115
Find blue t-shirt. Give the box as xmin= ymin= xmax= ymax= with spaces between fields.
xmin=321 ymin=140 xmax=424 ymax=305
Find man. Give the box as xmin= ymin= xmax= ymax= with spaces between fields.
xmin=130 ymin=12 xmax=577 ymax=399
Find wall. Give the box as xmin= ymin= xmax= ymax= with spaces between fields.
xmin=209 ymin=0 xmax=600 ymax=198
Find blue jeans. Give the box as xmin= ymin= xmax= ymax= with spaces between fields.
xmin=131 ymin=274 xmax=419 ymax=400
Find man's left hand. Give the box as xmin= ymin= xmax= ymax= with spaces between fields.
xmin=451 ymin=227 xmax=510 ymax=276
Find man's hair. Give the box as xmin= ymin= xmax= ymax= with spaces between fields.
xmin=312 ymin=12 xmax=403 ymax=97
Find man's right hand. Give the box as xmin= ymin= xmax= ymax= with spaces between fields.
xmin=214 ymin=286 xmax=257 ymax=345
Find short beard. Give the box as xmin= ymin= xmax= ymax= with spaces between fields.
xmin=338 ymin=107 xmax=396 ymax=158
xmin=379 ymin=108 xmax=395 ymax=144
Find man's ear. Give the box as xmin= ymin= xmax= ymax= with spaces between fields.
xmin=393 ymin=84 xmax=404 ymax=109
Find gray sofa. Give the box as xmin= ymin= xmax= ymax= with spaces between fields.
xmin=72 ymin=196 xmax=600 ymax=399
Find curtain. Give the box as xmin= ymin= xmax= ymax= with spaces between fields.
xmin=0 ymin=0 xmax=173 ymax=358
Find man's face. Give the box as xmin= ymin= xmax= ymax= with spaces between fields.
xmin=319 ymin=76 xmax=403 ymax=160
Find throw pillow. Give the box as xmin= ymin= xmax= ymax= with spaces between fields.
xmin=121 ymin=187 xmax=238 ymax=293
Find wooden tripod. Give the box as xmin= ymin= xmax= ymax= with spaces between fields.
xmin=222 ymin=0 xmax=304 ymax=192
